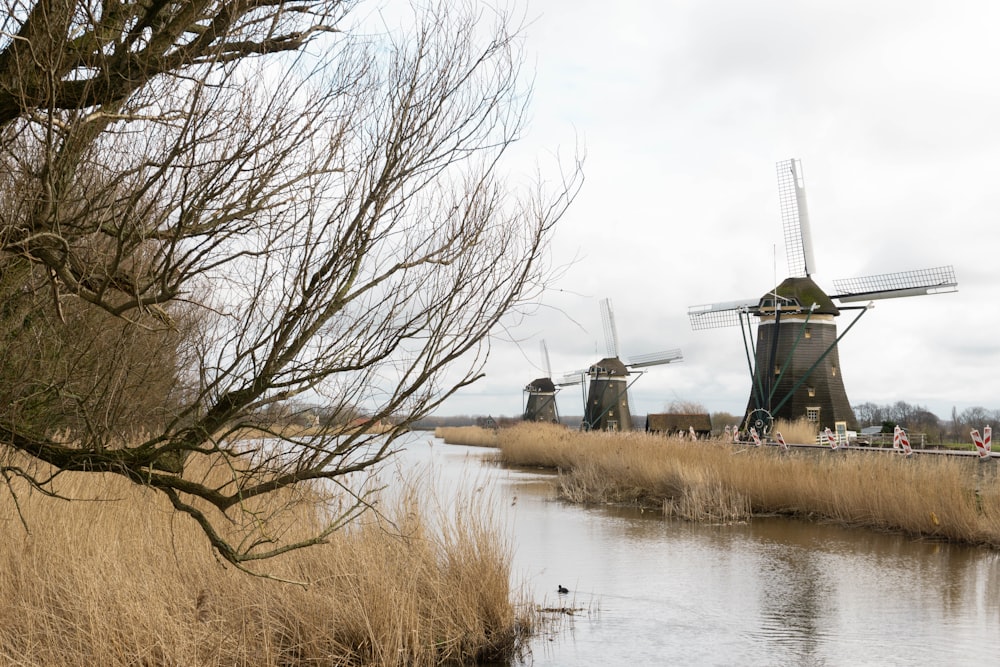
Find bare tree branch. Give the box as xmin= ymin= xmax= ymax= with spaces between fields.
xmin=0 ymin=0 xmax=581 ymax=567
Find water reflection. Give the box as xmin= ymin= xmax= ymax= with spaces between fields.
xmin=393 ymin=435 xmax=1000 ymax=666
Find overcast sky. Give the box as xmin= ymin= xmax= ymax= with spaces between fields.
xmin=423 ymin=1 xmax=1000 ymax=421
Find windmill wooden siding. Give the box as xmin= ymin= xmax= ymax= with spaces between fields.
xmin=523 ymin=377 xmax=559 ymax=423
xmin=744 ymin=276 xmax=858 ymax=432
xmin=583 ymin=357 xmax=632 ymax=431
xmin=646 ymin=413 xmax=712 ymax=437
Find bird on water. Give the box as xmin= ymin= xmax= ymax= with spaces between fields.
xmin=557 ymin=585 xmax=569 ymax=594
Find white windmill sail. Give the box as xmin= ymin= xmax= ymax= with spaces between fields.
xmin=777 ymin=158 xmax=816 ymax=278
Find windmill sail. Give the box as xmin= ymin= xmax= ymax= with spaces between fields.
xmin=523 ymin=339 xmax=560 ymax=423
xmin=832 ymin=266 xmax=957 ymax=302
xmin=541 ymin=340 xmax=553 ymax=378
xmin=600 ymin=298 xmax=621 ymax=358
xmin=687 ymin=158 xmax=958 ymax=437
xmin=777 ymin=158 xmax=816 ymax=278
xmin=571 ymin=298 xmax=683 ymax=431
xmin=688 ymin=299 xmax=760 ymax=330
xmin=626 ymin=349 xmax=684 ymax=367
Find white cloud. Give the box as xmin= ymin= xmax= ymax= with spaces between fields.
xmin=430 ymin=0 xmax=1000 ymax=421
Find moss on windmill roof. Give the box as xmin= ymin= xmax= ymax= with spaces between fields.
xmin=760 ymin=276 xmax=839 ymax=316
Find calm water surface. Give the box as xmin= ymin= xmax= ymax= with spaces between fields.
xmin=393 ymin=434 xmax=1000 ymax=666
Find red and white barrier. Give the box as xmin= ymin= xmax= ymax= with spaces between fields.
xmin=824 ymin=427 xmax=838 ymax=450
xmin=775 ymin=432 xmax=788 ymax=451
xmin=971 ymin=425 xmax=992 ymax=459
xmin=894 ymin=425 xmax=912 ymax=455
xmin=749 ymin=426 xmax=762 ymax=447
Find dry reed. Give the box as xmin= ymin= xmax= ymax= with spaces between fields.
xmin=434 ymin=426 xmax=499 ymax=448
xmin=496 ymin=423 xmax=1000 ymax=547
xmin=772 ymin=417 xmax=819 ymax=445
xmin=0 ymin=447 xmax=528 ymax=666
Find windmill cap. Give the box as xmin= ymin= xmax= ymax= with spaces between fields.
xmin=589 ymin=357 xmax=629 ymax=376
xmin=526 ymin=377 xmax=556 ymax=392
xmin=758 ymin=276 xmax=839 ymax=316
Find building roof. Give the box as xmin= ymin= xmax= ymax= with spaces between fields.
xmin=758 ymin=276 xmax=839 ymax=316
xmin=588 ymin=357 xmax=629 ymax=376
xmin=646 ymin=413 xmax=713 ymax=432
xmin=525 ymin=377 xmax=556 ymax=392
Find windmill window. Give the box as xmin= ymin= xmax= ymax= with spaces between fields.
xmin=774 ymin=366 xmax=781 ymax=376
xmin=808 ymin=387 xmax=816 ymax=397
xmin=831 ymin=365 xmax=838 ymax=377
xmin=806 ymin=407 xmax=820 ymax=422
xmin=804 ymin=328 xmax=812 ymax=339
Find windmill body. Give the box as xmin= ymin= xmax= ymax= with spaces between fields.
xmin=565 ymin=299 xmax=682 ymax=432
xmin=583 ymin=357 xmax=632 ymax=431
xmin=745 ymin=276 xmax=855 ymax=431
xmin=523 ymin=376 xmax=560 ymax=423
xmin=523 ymin=341 xmax=561 ymax=423
xmin=689 ymin=159 xmax=958 ymax=438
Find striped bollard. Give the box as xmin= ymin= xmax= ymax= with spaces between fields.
xmin=825 ymin=427 xmax=838 ymax=450
xmin=898 ymin=428 xmax=912 ymax=456
xmin=971 ymin=426 xmax=992 ymax=459
xmin=749 ymin=426 xmax=762 ymax=447
xmin=892 ymin=426 xmax=901 ymax=452
xmin=775 ymin=432 xmax=788 ymax=451
xmin=732 ymin=425 xmax=740 ymax=443
xmin=724 ymin=425 xmax=731 ymax=441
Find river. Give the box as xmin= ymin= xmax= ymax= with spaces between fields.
xmin=392 ymin=433 xmax=1000 ymax=666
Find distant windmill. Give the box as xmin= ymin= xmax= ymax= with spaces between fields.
xmin=688 ymin=158 xmax=957 ymax=438
xmin=523 ymin=340 xmax=560 ymax=423
xmin=561 ymin=298 xmax=682 ymax=431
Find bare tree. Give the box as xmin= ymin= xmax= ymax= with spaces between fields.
xmin=0 ymin=1 xmax=580 ymax=568
xmin=852 ymin=401 xmax=885 ymax=427
xmin=664 ymin=400 xmax=707 ymax=414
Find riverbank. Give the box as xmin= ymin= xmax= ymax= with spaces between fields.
xmin=0 ymin=448 xmax=528 ymax=665
xmin=486 ymin=422 xmax=1000 ymax=548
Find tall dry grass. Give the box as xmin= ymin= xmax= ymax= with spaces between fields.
xmin=772 ymin=417 xmax=819 ymax=444
xmin=496 ymin=423 xmax=1000 ymax=547
xmin=0 ymin=448 xmax=527 ymax=666
xmin=434 ymin=426 xmax=499 ymax=448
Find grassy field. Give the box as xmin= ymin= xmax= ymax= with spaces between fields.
xmin=0 ymin=448 xmax=528 ymax=666
xmin=486 ymin=422 xmax=1000 ymax=548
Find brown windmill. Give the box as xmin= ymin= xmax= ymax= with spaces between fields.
xmin=562 ymin=298 xmax=682 ymax=431
xmin=688 ymin=159 xmax=957 ymax=439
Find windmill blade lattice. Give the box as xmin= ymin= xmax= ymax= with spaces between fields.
xmin=626 ymin=349 xmax=683 ymax=368
xmin=556 ymin=370 xmax=586 ymax=386
xmin=600 ymin=298 xmax=621 ymax=357
xmin=777 ymin=158 xmax=816 ymax=278
xmin=540 ymin=340 xmax=553 ymax=378
xmin=832 ymin=265 xmax=958 ymax=303
xmin=687 ymin=299 xmax=759 ymax=330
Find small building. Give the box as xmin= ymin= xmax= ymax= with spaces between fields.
xmin=646 ymin=413 xmax=713 ymax=438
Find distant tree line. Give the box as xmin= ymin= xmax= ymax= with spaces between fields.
xmin=852 ymin=401 xmax=1000 ymax=444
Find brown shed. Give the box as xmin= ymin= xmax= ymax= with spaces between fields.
xmin=646 ymin=413 xmax=713 ymax=438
